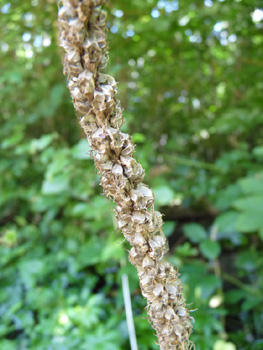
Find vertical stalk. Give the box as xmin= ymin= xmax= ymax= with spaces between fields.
xmin=58 ymin=1 xmax=194 ymax=349
xmin=122 ymin=274 xmax=138 ymax=350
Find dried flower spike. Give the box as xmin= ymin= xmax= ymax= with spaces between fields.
xmin=58 ymin=1 xmax=194 ymax=349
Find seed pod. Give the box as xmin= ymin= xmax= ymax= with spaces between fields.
xmin=165 ymin=306 xmax=176 ymax=320
xmin=162 ymin=325 xmax=173 ymax=336
xmin=140 ymin=274 xmax=150 ymax=286
xmin=177 ymin=307 xmax=187 ymax=317
xmin=112 ymin=163 xmax=123 ymax=176
xmin=132 ymin=211 xmax=145 ymax=224
xmin=166 ymin=284 xmax=178 ymax=297
xmin=152 ymin=299 xmax=163 ymax=311
xmin=142 ymin=255 xmax=154 ymax=268
xmin=153 ymin=284 xmax=163 ymax=296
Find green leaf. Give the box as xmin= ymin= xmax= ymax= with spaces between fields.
xmin=242 ymin=295 xmax=262 ymax=311
xmin=19 ymin=259 xmax=44 ymax=287
xmin=235 ymin=211 xmax=263 ymax=233
xmin=42 ymin=174 xmax=70 ymax=194
xmin=0 ymin=340 xmax=17 ymax=350
xmin=176 ymin=242 xmax=198 ymax=257
xmin=233 ymin=195 xmax=263 ymax=212
xmin=163 ymin=221 xmax=176 ymax=238
xmin=239 ymin=173 xmax=263 ymax=195
xmin=78 ymin=240 xmax=104 ymax=268
xmin=215 ymin=211 xmax=239 ymax=233
xmin=132 ymin=133 xmax=146 ymax=143
xmin=72 ymin=139 xmax=91 ymax=159
xmin=225 ymin=289 xmax=246 ymax=304
xmin=200 ymin=240 xmax=221 ymax=260
xmin=1 ymin=128 xmax=24 ymax=149
xmin=83 ymin=327 xmax=121 ymax=350
xmin=30 ymin=134 xmax=57 ymax=154
xmin=214 ymin=184 xmax=242 ymax=211
xmin=2 ymin=230 xmax=17 ymax=246
xmin=183 ymin=223 xmax=207 ymax=243
xmin=50 ymin=83 xmax=65 ymax=112
xmin=201 ymin=275 xmax=221 ymax=299
xmin=252 ymin=146 xmax=263 ymax=159
xmin=153 ymin=185 xmax=174 ymax=206
xmin=214 ymin=340 xmax=236 ymax=350
xmin=236 ymin=250 xmax=258 ymax=272
xmin=101 ymin=241 xmax=124 ymax=262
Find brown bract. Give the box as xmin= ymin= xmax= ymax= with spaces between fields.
xmin=58 ymin=1 xmax=194 ymax=349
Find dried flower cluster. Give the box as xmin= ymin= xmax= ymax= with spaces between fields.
xmin=58 ymin=1 xmax=194 ymax=349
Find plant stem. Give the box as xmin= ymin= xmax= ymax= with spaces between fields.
xmin=58 ymin=1 xmax=194 ymax=349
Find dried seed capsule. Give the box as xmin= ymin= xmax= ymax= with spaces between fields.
xmin=162 ymin=325 xmax=173 ymax=336
xmin=138 ymin=185 xmax=153 ymax=198
xmin=151 ymin=299 xmax=163 ymax=311
xmin=140 ymin=274 xmax=150 ymax=286
xmin=166 ymin=284 xmax=178 ymax=296
xmin=58 ymin=5 xmax=74 ymax=19
xmin=153 ymin=234 xmax=166 ymax=247
xmin=153 ymin=284 xmax=163 ymax=296
xmin=177 ymin=307 xmax=187 ymax=317
xmin=134 ymin=232 xmax=146 ymax=245
xmin=148 ymin=238 xmax=159 ymax=250
xmin=165 ymin=306 xmax=176 ymax=320
xmin=112 ymin=163 xmax=123 ymax=176
xmin=132 ymin=211 xmax=145 ymax=224
xmin=142 ymin=255 xmax=154 ymax=268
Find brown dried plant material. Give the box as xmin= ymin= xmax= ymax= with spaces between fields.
xmin=58 ymin=1 xmax=194 ymax=349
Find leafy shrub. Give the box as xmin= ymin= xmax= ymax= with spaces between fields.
xmin=0 ymin=1 xmax=263 ymax=349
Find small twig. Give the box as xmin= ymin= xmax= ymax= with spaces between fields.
xmin=164 ymin=154 xmax=222 ymax=172
xmin=222 ymin=272 xmax=260 ymax=296
xmin=122 ymin=274 xmax=138 ymax=350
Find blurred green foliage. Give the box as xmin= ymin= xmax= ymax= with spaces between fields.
xmin=1 ymin=0 xmax=263 ymax=349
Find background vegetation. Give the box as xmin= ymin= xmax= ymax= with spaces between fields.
xmin=1 ymin=0 xmax=263 ymax=349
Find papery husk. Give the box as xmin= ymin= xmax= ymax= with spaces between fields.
xmin=58 ymin=1 xmax=194 ymax=349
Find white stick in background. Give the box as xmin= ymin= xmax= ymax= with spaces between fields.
xmin=122 ymin=274 xmax=138 ymax=350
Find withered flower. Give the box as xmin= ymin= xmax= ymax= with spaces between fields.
xmin=58 ymin=1 xmax=194 ymax=349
